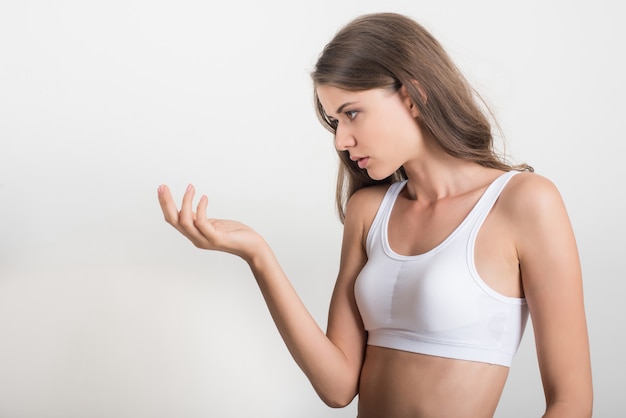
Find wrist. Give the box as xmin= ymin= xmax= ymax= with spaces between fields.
xmin=243 ymin=240 xmax=275 ymax=271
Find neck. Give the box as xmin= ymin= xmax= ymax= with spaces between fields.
xmin=401 ymin=142 xmax=499 ymax=203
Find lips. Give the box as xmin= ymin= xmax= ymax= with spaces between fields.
xmin=349 ymin=155 xmax=369 ymax=169
xmin=356 ymin=157 xmax=369 ymax=169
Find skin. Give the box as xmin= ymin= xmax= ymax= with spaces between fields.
xmin=158 ymin=85 xmax=592 ymax=417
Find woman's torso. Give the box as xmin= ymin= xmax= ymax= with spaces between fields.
xmin=353 ymin=169 xmax=526 ymax=417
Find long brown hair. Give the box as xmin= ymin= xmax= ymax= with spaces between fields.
xmin=311 ymin=13 xmax=532 ymax=222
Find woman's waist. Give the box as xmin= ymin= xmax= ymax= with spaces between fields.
xmin=357 ymin=345 xmax=508 ymax=418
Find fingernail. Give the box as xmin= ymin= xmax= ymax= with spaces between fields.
xmin=186 ymin=184 xmax=193 ymax=192
xmin=157 ymin=185 xmax=163 ymax=194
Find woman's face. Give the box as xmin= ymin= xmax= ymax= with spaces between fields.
xmin=316 ymin=85 xmax=424 ymax=180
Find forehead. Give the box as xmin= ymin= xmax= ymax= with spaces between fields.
xmin=316 ymin=86 xmax=384 ymax=116
xmin=316 ymin=86 xmax=357 ymax=106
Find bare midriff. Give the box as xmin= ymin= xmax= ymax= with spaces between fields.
xmin=357 ymin=346 xmax=510 ymax=418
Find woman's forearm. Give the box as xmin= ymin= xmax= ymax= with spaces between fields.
xmin=246 ymin=244 xmax=360 ymax=407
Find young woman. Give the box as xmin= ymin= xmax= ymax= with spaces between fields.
xmin=157 ymin=12 xmax=592 ymax=418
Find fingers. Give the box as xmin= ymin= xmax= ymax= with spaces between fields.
xmin=195 ymin=193 xmax=208 ymax=224
xmin=157 ymin=184 xmax=180 ymax=226
xmin=178 ymin=184 xmax=196 ymax=229
xmin=178 ymin=184 xmax=212 ymax=246
xmin=158 ymin=183 xmax=213 ymax=249
xmin=194 ymin=194 xmax=216 ymax=240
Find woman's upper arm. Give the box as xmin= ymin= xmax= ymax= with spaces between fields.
xmin=325 ymin=188 xmax=382 ymax=381
xmin=510 ymin=173 xmax=593 ymax=414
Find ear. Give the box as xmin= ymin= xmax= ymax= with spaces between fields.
xmin=399 ymin=85 xmax=421 ymax=118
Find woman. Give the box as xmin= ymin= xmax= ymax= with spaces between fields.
xmin=157 ymin=13 xmax=592 ymax=418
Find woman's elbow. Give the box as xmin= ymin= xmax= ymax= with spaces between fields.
xmin=316 ymin=384 xmax=358 ymax=409
xmin=320 ymin=392 xmax=357 ymax=409
xmin=545 ymin=390 xmax=593 ymax=417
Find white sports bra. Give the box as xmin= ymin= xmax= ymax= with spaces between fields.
xmin=354 ymin=171 xmax=528 ymax=367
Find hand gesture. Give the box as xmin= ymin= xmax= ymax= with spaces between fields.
xmin=157 ymin=184 xmax=267 ymax=261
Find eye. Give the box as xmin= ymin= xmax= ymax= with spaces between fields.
xmin=345 ymin=110 xmax=358 ymax=120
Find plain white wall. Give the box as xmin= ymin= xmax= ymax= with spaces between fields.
xmin=0 ymin=0 xmax=623 ymax=416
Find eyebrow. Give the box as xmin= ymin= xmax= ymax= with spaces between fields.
xmin=336 ymin=102 xmax=357 ymax=115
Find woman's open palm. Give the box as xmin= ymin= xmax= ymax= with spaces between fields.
xmin=157 ymin=184 xmax=266 ymax=261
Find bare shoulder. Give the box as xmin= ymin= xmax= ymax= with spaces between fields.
xmin=343 ymin=184 xmax=392 ymax=241
xmin=499 ymin=171 xmax=577 ymax=263
xmin=345 ymin=184 xmax=390 ymax=221
xmin=499 ymin=171 xmax=567 ymax=221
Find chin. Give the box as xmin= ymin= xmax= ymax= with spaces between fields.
xmin=365 ymin=166 xmax=398 ymax=181
xmin=366 ymin=170 xmax=392 ymax=181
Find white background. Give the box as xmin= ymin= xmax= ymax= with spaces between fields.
xmin=0 ymin=0 xmax=623 ymax=417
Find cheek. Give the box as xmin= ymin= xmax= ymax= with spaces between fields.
xmin=382 ymin=101 xmax=419 ymax=131
xmin=377 ymin=116 xmax=419 ymax=149
xmin=390 ymin=112 xmax=422 ymax=147
xmin=364 ymin=110 xmax=404 ymax=138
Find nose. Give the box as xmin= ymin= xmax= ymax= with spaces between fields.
xmin=334 ymin=123 xmax=356 ymax=151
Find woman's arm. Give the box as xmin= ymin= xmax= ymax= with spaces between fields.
xmin=157 ymin=184 xmax=369 ymax=407
xmin=508 ymin=174 xmax=593 ymax=417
